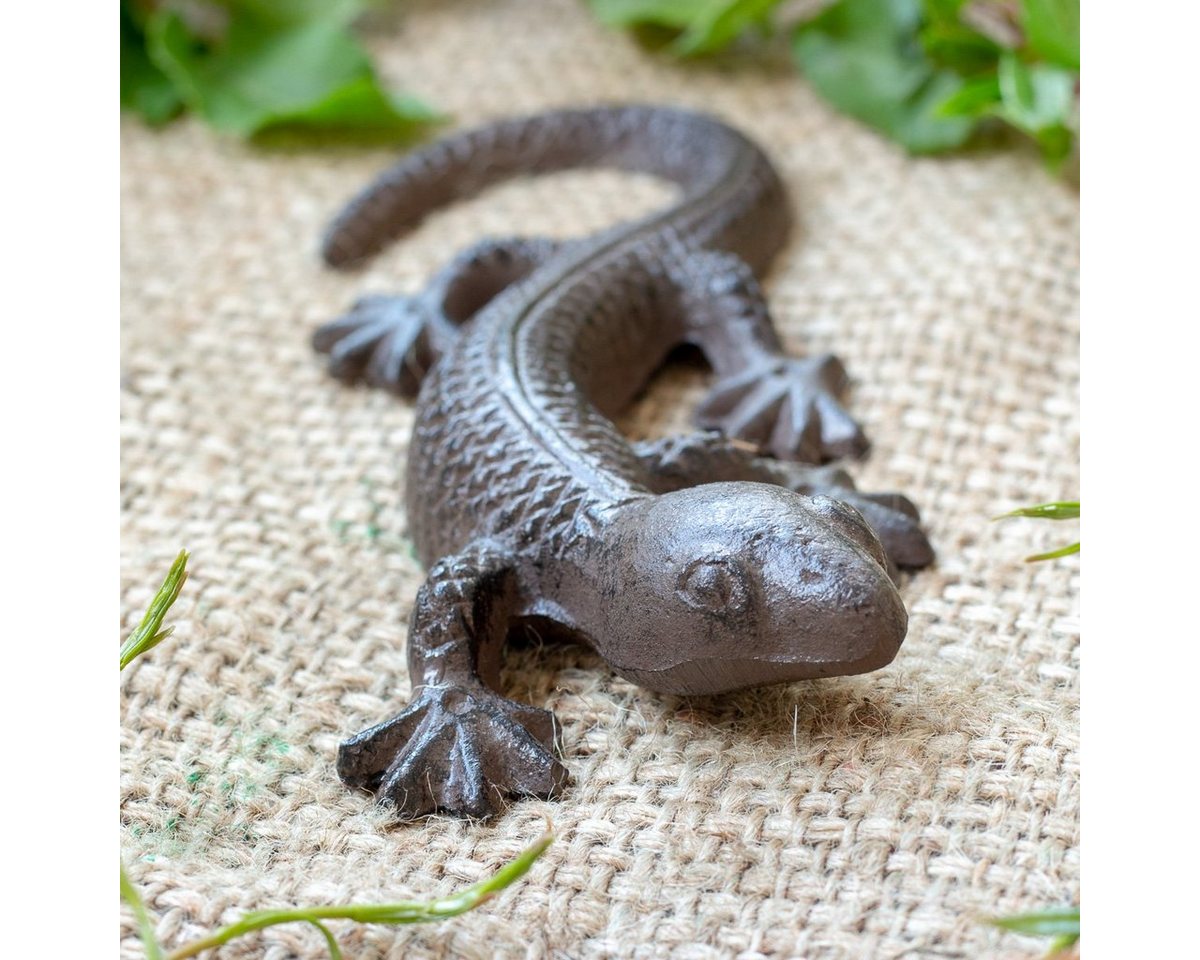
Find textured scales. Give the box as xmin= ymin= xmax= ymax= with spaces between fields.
xmin=313 ymin=105 xmax=934 ymax=820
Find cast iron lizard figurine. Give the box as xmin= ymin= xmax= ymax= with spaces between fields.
xmin=314 ymin=105 xmax=933 ymax=819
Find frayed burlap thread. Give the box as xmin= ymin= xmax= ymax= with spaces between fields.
xmin=121 ymin=1 xmax=1079 ymax=957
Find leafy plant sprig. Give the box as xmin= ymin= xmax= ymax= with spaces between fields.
xmin=120 ymin=548 xmax=189 ymax=669
xmin=588 ymin=0 xmax=1079 ymax=170
xmin=121 ymin=0 xmax=440 ymax=141
xmin=996 ymin=500 xmax=1079 ymax=561
xmin=120 ymin=551 xmax=553 ymax=957
xmin=988 ymin=905 xmax=1080 ymax=956
xmin=123 ymin=834 xmax=554 ymax=960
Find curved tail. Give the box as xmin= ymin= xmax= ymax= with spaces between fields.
xmin=321 ymin=105 xmax=771 ymax=268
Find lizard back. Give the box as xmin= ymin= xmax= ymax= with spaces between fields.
xmin=389 ymin=107 xmax=790 ymax=563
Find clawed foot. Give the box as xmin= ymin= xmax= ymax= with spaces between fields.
xmin=337 ymin=684 xmax=569 ymax=820
xmin=788 ymin=465 xmax=934 ymax=571
xmin=312 ymin=294 xmax=438 ymax=397
xmin=695 ymin=355 xmax=868 ymax=463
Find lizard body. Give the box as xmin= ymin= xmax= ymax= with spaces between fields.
xmin=314 ymin=106 xmax=932 ymax=819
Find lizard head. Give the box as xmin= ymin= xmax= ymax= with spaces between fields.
xmin=600 ymin=482 xmax=907 ymax=695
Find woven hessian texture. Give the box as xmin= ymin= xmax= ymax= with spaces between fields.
xmin=120 ymin=2 xmax=1080 ymax=957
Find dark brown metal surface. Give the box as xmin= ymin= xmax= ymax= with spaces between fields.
xmin=314 ymin=105 xmax=933 ymax=820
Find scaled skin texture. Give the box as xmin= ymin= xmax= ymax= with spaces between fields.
xmin=314 ymin=105 xmax=934 ymax=820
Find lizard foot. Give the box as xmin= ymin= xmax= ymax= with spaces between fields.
xmin=312 ymin=293 xmax=437 ymax=397
xmin=695 ymin=355 xmax=868 ymax=463
xmin=337 ymin=684 xmax=568 ymax=820
xmin=785 ymin=465 xmax=933 ymax=572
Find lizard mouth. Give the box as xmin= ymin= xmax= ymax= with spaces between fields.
xmin=610 ymin=620 xmax=905 ymax=696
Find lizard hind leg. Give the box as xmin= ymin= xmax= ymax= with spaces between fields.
xmin=694 ymin=353 xmax=869 ymax=464
xmin=670 ymin=250 xmax=868 ymax=463
xmin=313 ymin=236 xmax=561 ymax=397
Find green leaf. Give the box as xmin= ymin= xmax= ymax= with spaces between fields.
xmin=223 ymin=0 xmax=377 ymax=29
xmin=120 ymin=550 xmax=189 ymax=671
xmin=1032 ymin=123 xmax=1074 ymax=167
xmin=792 ymin=0 xmax=976 ymax=153
xmin=121 ymin=2 xmax=184 ymax=124
xmin=919 ymin=0 xmax=1004 ymax=73
xmin=672 ymin=0 xmax=781 ymax=55
xmin=590 ymin=0 xmax=716 ymax=30
xmin=588 ymin=0 xmax=782 ymax=56
xmin=920 ymin=26 xmax=1002 ymax=75
xmin=146 ymin=9 xmax=436 ymax=139
xmin=936 ymin=73 xmax=1001 ymax=117
xmin=992 ymin=49 xmax=1077 ymax=168
xmin=997 ymin=501 xmax=1079 ymax=521
xmin=995 ymin=53 xmax=1074 ymax=132
xmin=988 ymin=906 xmax=1080 ymax=939
xmin=1019 ymin=0 xmax=1079 ymax=70
xmin=256 ymin=80 xmax=442 ymax=140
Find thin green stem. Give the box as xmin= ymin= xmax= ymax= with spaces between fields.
xmin=162 ymin=833 xmax=554 ymax=959
xmin=1026 ymin=541 xmax=1079 ymax=563
xmin=121 ymin=863 xmax=164 ymax=960
xmin=305 ymin=920 xmax=342 ymax=960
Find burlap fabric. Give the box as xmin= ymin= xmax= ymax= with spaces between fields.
xmin=120 ymin=1 xmax=1080 ymax=956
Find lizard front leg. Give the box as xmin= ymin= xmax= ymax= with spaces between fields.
xmin=314 ymin=236 xmax=562 ymax=396
xmin=670 ymin=250 xmax=867 ymax=463
xmin=336 ymin=540 xmax=568 ymax=819
xmin=633 ymin=434 xmax=933 ymax=572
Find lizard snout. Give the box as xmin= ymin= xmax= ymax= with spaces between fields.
xmin=759 ymin=531 xmax=908 ymax=677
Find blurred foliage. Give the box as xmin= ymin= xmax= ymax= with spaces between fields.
xmin=793 ymin=0 xmax=977 ymax=153
xmin=589 ymin=0 xmax=779 ymax=55
xmin=120 ymin=0 xmax=438 ymax=140
xmin=123 ymin=0 xmax=1078 ymax=166
xmin=588 ymin=0 xmax=1079 ymax=170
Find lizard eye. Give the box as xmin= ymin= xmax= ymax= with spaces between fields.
xmin=676 ymin=558 xmax=750 ymax=615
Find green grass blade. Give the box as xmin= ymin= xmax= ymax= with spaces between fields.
xmin=121 ymin=863 xmax=165 ymax=960
xmin=988 ymin=906 xmax=1080 ymax=937
xmin=994 ymin=501 xmax=1079 ymax=561
xmin=1026 ymin=542 xmax=1079 ymax=563
xmin=996 ymin=501 xmax=1079 ymax=521
xmin=164 ymin=834 xmax=553 ymax=959
xmin=120 ymin=549 xmax=189 ymax=670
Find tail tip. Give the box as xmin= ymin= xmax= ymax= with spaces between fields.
xmin=321 ymin=228 xmax=360 ymax=269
